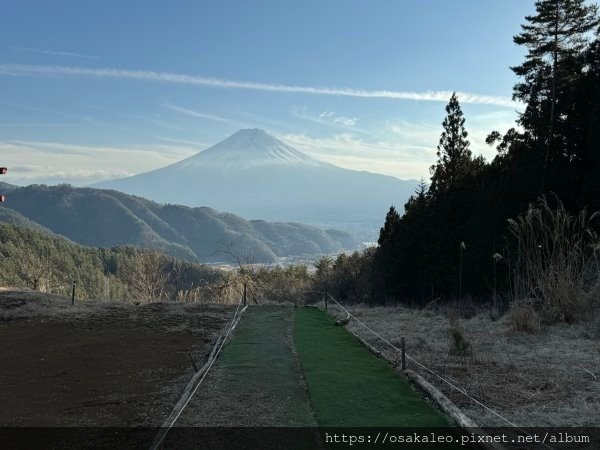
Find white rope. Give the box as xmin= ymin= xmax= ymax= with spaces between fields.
xmin=326 ymin=293 xmax=541 ymax=439
xmin=152 ymin=298 xmax=246 ymax=449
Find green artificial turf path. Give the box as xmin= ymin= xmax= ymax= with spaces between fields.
xmin=175 ymin=305 xmax=316 ymax=427
xmin=293 ymin=307 xmax=450 ymax=427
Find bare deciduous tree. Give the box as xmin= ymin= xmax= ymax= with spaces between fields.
xmin=125 ymin=249 xmax=172 ymax=302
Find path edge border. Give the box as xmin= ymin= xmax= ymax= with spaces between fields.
xmin=150 ymin=331 xmax=224 ymax=448
xmin=352 ymin=331 xmax=505 ymax=450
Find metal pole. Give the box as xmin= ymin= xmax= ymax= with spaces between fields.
xmin=71 ymin=282 xmax=76 ymax=306
xmin=401 ymin=337 xmax=406 ymax=371
xmin=243 ymin=283 xmax=247 ymax=306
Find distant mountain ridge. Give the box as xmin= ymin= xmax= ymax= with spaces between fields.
xmin=96 ymin=129 xmax=418 ymax=230
xmin=0 ymin=184 xmax=359 ymax=263
xmin=0 ymin=181 xmax=17 ymax=192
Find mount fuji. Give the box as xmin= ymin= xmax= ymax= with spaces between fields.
xmin=96 ymin=129 xmax=417 ymax=233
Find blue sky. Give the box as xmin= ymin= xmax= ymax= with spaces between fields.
xmin=0 ymin=0 xmax=534 ymax=185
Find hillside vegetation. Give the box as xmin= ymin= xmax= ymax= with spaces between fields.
xmin=371 ymin=1 xmax=600 ymax=307
xmin=311 ymin=1 xmax=600 ymax=335
xmin=0 ymin=222 xmax=317 ymax=305
xmin=0 ymin=222 xmax=225 ymax=302
xmin=0 ymin=184 xmax=358 ymax=263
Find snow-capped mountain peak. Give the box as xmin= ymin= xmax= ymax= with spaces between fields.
xmin=174 ymin=128 xmax=329 ymax=170
xmin=96 ymin=128 xmax=418 ymax=229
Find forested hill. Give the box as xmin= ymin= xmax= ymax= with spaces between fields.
xmin=0 ymin=182 xmax=16 ymax=191
xmin=0 ymin=205 xmax=57 ymax=236
xmin=371 ymin=0 xmax=600 ymax=301
xmin=0 ymin=222 xmax=225 ymax=301
xmin=0 ymin=184 xmax=358 ymax=263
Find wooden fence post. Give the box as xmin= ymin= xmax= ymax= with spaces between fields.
xmin=243 ymin=283 xmax=247 ymax=306
xmin=71 ymin=282 xmax=76 ymax=306
xmin=401 ymin=336 xmax=406 ymax=371
xmin=325 ymin=290 xmax=328 ymax=310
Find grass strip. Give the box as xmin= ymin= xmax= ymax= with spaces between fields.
xmin=175 ymin=305 xmax=316 ymax=427
xmin=294 ymin=307 xmax=450 ymax=427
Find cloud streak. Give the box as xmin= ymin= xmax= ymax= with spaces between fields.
xmin=0 ymin=64 xmax=519 ymax=108
xmin=162 ymin=102 xmax=236 ymax=124
xmin=0 ymin=139 xmax=198 ymax=186
xmin=291 ymin=106 xmax=361 ymax=128
xmin=10 ymin=47 xmax=100 ymax=59
xmin=318 ymin=111 xmax=358 ymax=127
xmin=281 ymin=132 xmax=436 ymax=179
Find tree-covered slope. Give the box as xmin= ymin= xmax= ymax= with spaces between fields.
xmin=0 ymin=205 xmax=57 ymax=237
xmin=0 ymin=184 xmax=358 ymax=263
xmin=0 ymin=222 xmax=224 ymax=301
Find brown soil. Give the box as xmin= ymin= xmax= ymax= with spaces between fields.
xmin=0 ymin=290 xmax=232 ymax=427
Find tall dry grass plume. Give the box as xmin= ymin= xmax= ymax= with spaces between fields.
xmin=508 ymin=196 xmax=600 ymax=324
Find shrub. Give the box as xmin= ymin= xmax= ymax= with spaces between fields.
xmin=447 ymin=313 xmax=472 ymax=356
xmin=509 ymin=301 xmax=540 ymax=333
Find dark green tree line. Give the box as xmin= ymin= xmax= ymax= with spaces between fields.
xmin=371 ymin=1 xmax=600 ymax=303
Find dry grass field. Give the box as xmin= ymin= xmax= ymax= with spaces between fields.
xmin=328 ymin=302 xmax=600 ymax=427
xmin=0 ymin=289 xmax=233 ymax=427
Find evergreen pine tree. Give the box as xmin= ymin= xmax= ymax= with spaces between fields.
xmin=404 ymin=178 xmax=429 ymax=213
xmin=512 ymin=0 xmax=599 ymax=190
xmin=429 ymin=92 xmax=472 ymax=194
xmin=377 ymin=206 xmax=401 ymax=246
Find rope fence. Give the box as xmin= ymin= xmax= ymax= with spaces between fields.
xmin=325 ymin=292 xmax=551 ymax=448
xmin=151 ymin=296 xmax=247 ymax=449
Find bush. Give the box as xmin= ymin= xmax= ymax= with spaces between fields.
xmin=509 ymin=301 xmax=540 ymax=333
xmin=447 ymin=314 xmax=472 ymax=356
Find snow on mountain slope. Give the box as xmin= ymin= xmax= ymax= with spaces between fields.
xmin=173 ymin=128 xmax=331 ymax=170
xmin=96 ymin=129 xmax=418 ymax=232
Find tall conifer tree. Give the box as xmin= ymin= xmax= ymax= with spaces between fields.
xmin=430 ymin=93 xmax=472 ymax=194
xmin=512 ymin=0 xmax=599 ymax=190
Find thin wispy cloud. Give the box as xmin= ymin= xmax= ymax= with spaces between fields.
xmin=161 ymin=101 xmax=253 ymax=131
xmin=2 ymin=139 xmax=195 ymax=159
xmin=0 ymin=122 xmax=79 ymax=127
xmin=81 ymin=103 xmax=182 ymax=130
xmin=162 ymin=102 xmax=234 ymax=124
xmin=0 ymin=64 xmax=519 ymax=108
xmin=126 ymin=114 xmax=181 ymax=130
xmin=0 ymin=100 xmax=81 ymax=119
xmin=153 ymin=135 xmax=208 ymax=148
xmin=0 ymin=139 xmax=197 ymax=185
xmin=10 ymin=47 xmax=99 ymax=60
xmin=33 ymin=168 xmax=132 ymax=181
xmin=6 ymin=164 xmax=133 ymax=184
xmin=291 ymin=106 xmax=360 ymax=128
xmin=319 ymin=111 xmax=358 ymax=127
xmin=281 ymin=132 xmax=435 ymax=179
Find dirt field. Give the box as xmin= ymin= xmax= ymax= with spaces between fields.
xmin=0 ymin=290 xmax=233 ymax=427
xmin=327 ymin=302 xmax=600 ymax=427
